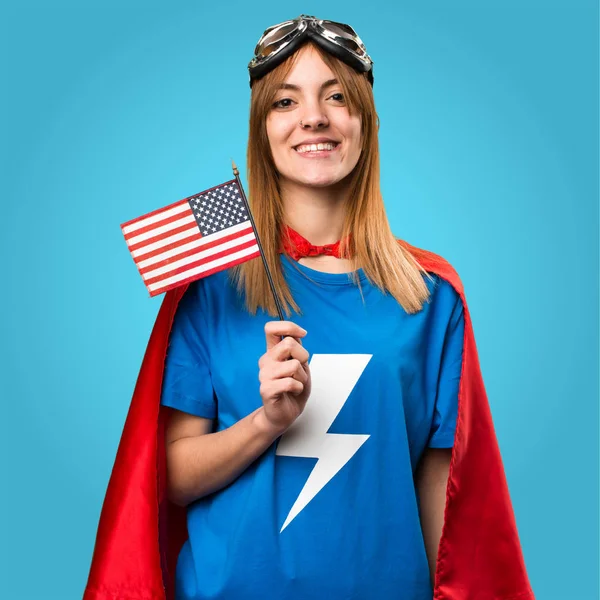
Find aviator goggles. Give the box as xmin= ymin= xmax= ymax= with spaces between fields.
xmin=248 ymin=14 xmax=374 ymax=88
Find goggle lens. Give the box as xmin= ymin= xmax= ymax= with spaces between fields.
xmin=318 ymin=21 xmax=369 ymax=59
xmin=321 ymin=21 xmax=356 ymax=38
xmin=254 ymin=21 xmax=298 ymax=58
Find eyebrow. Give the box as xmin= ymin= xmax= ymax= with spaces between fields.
xmin=276 ymin=78 xmax=339 ymax=91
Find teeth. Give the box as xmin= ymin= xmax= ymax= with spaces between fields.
xmin=295 ymin=142 xmax=337 ymax=153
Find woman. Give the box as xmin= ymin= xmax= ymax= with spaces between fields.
xmin=84 ymin=15 xmax=534 ymax=600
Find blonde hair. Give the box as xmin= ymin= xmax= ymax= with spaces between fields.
xmin=229 ymin=41 xmax=433 ymax=317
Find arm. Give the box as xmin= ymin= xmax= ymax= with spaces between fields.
xmin=164 ymin=406 xmax=284 ymax=507
xmin=415 ymin=447 xmax=452 ymax=586
xmin=164 ymin=320 xmax=312 ymax=507
xmin=417 ymin=286 xmax=464 ymax=582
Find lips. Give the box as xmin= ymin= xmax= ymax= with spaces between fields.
xmin=294 ymin=141 xmax=340 ymax=154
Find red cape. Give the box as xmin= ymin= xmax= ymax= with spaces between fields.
xmin=84 ymin=241 xmax=535 ymax=600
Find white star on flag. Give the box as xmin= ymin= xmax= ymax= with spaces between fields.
xmin=121 ymin=179 xmax=260 ymax=297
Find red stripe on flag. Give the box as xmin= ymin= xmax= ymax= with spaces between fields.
xmin=131 ymin=230 xmax=203 ymax=264
xmin=120 ymin=198 xmax=189 ymax=229
xmin=148 ymin=249 xmax=261 ymax=297
xmin=143 ymin=238 xmax=260 ymax=286
xmin=123 ymin=207 xmax=195 ymax=241
xmin=127 ymin=222 xmax=199 ymax=254
xmin=137 ymin=224 xmax=255 ymax=275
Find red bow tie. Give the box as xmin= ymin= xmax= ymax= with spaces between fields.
xmin=280 ymin=225 xmax=352 ymax=260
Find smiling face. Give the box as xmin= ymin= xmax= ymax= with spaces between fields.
xmin=265 ymin=44 xmax=363 ymax=190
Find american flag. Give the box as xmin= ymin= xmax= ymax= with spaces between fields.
xmin=121 ymin=179 xmax=261 ymax=297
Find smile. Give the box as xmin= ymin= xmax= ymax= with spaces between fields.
xmin=294 ymin=142 xmax=340 ymax=155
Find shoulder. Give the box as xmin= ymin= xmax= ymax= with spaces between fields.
xmin=180 ymin=268 xmax=231 ymax=300
xmin=172 ymin=268 xmax=243 ymax=324
xmin=397 ymin=238 xmax=464 ymax=299
xmin=170 ymin=270 xmax=221 ymax=314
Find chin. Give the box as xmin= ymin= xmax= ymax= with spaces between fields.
xmin=298 ymin=177 xmax=341 ymax=188
xmin=292 ymin=169 xmax=350 ymax=189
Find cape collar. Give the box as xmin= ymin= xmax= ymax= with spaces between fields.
xmin=279 ymin=225 xmax=352 ymax=260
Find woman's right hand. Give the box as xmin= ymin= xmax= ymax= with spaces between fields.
xmin=257 ymin=321 xmax=312 ymax=436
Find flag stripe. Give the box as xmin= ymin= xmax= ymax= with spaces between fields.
xmin=137 ymin=224 xmax=255 ymax=271
xmin=140 ymin=231 xmax=257 ymax=279
xmin=121 ymin=199 xmax=190 ymax=234
xmin=129 ymin=225 xmax=202 ymax=255
xmin=144 ymin=238 xmax=260 ymax=285
xmin=131 ymin=228 xmax=202 ymax=260
xmin=123 ymin=206 xmax=196 ymax=240
xmin=131 ymin=219 xmax=252 ymax=262
xmin=127 ymin=220 xmax=198 ymax=254
xmin=126 ymin=213 xmax=196 ymax=246
xmin=148 ymin=247 xmax=262 ymax=296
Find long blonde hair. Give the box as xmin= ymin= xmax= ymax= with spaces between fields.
xmin=229 ymin=41 xmax=433 ymax=317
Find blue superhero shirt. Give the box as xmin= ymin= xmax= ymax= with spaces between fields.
xmin=160 ymin=253 xmax=465 ymax=600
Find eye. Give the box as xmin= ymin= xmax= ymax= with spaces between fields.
xmin=272 ymin=97 xmax=295 ymax=109
xmin=328 ymin=92 xmax=345 ymax=103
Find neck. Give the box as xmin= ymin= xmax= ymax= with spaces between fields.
xmin=280 ymin=177 xmax=350 ymax=244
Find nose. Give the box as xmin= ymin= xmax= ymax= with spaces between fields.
xmin=299 ymin=106 xmax=329 ymax=130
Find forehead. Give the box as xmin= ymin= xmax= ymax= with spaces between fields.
xmin=283 ymin=45 xmax=335 ymax=87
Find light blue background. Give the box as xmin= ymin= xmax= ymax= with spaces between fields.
xmin=1 ymin=2 xmax=598 ymax=599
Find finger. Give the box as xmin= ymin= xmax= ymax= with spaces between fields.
xmin=260 ymin=377 xmax=304 ymax=399
xmin=270 ymin=336 xmax=310 ymax=363
xmin=280 ymin=377 xmax=304 ymax=396
xmin=259 ymin=355 xmax=309 ymax=384
xmin=272 ymin=359 xmax=309 ymax=384
xmin=265 ymin=321 xmax=307 ymax=351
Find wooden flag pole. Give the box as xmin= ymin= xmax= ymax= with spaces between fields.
xmin=232 ymin=159 xmax=285 ymax=321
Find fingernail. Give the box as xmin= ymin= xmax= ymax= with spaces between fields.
xmin=299 ymin=327 xmax=307 ymax=335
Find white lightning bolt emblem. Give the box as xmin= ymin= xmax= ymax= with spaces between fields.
xmin=275 ymin=354 xmax=372 ymax=532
